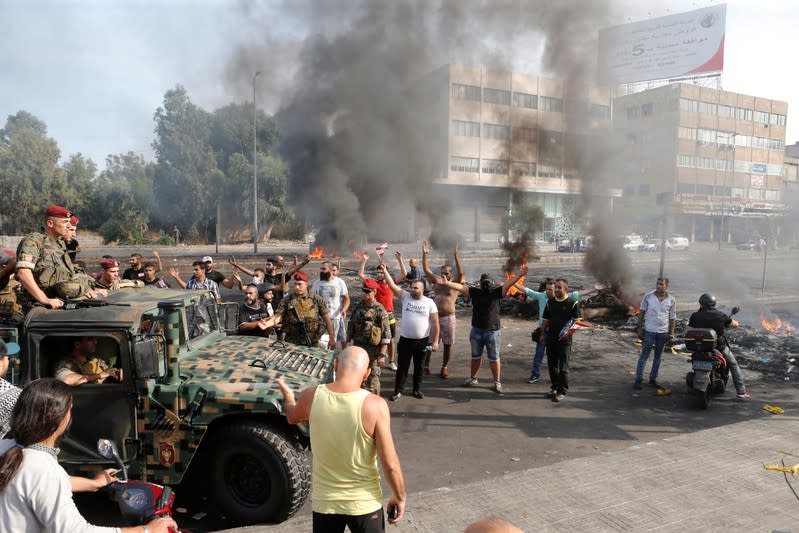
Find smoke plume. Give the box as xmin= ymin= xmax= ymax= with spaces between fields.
xmin=226 ymin=0 xmax=620 ymax=257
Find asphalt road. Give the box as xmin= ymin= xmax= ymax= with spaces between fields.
xmin=75 ymin=242 xmax=799 ymax=532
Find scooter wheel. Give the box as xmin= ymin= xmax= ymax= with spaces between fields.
xmin=699 ymin=384 xmax=712 ymax=409
xmin=685 ymin=372 xmax=694 ymax=388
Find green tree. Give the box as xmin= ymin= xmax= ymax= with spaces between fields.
xmin=0 ymin=111 xmax=62 ymax=233
xmin=92 ymin=152 xmax=155 ymax=243
xmin=152 ymin=86 xmax=216 ymax=240
xmin=59 ymin=153 xmax=98 ymax=217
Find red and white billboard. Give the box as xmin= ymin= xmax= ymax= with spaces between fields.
xmin=598 ymin=5 xmax=726 ymax=85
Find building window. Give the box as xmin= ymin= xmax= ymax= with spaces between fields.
xmin=680 ymin=98 xmax=698 ymax=113
xmin=512 ymin=126 xmax=534 ymax=142
xmin=754 ymin=110 xmax=769 ymax=124
xmin=481 ymin=158 xmax=509 ymax=174
xmin=450 ymin=156 xmax=479 ymax=173
xmin=749 ymin=188 xmax=765 ymax=200
xmin=538 ymin=164 xmax=560 ymax=177
xmin=717 ymin=104 xmax=734 ymax=118
xmin=639 ymin=184 xmax=650 ymax=196
xmin=483 ymin=88 xmax=511 ymax=105
xmin=677 ymin=154 xmax=692 ymax=167
xmin=540 ymin=96 xmax=563 ymax=112
xmin=765 ymin=190 xmax=781 ymax=201
xmin=512 ymin=161 xmax=536 ymax=176
xmin=483 ymin=123 xmax=510 ymax=140
xmin=735 ymin=107 xmax=753 ymax=121
xmin=512 ymin=92 xmax=537 ymax=109
xmin=698 ymin=101 xmax=717 ymax=115
xmin=770 ymin=113 xmax=786 ymax=125
xmin=696 ymin=184 xmax=714 ymax=195
xmin=676 ymin=183 xmax=695 ymax=194
xmin=626 ymin=107 xmax=639 ymax=119
xmin=451 ymin=83 xmax=481 ymax=101
xmin=590 ymin=104 xmax=610 ymax=119
xmin=642 ymin=103 xmax=654 ymax=117
xmin=450 ymin=120 xmax=480 ymax=137
xmin=678 ymin=127 xmax=695 ymax=140
xmin=539 ymin=130 xmax=563 ymax=163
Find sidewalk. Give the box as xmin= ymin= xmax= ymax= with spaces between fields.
xmin=224 ymin=415 xmax=799 ymax=532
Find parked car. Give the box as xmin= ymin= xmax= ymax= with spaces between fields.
xmin=736 ymin=240 xmax=761 ymax=251
xmin=623 ymin=234 xmax=644 ymax=251
xmin=667 ymin=236 xmax=690 ymax=251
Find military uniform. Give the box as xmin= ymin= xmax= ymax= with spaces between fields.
xmin=348 ymin=299 xmax=392 ymax=395
xmin=276 ymin=292 xmax=329 ymax=347
xmin=15 ymin=232 xmax=93 ymax=307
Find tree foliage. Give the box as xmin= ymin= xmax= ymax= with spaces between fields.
xmin=0 ymin=88 xmax=295 ymax=244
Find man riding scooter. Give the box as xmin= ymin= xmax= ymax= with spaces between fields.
xmin=687 ymin=293 xmax=750 ymax=399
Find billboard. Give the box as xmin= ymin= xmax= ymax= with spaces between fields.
xmin=598 ymin=5 xmax=726 ymax=85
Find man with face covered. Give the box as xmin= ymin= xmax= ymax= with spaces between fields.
xmin=422 ymin=240 xmax=465 ymax=378
xmin=312 ymin=261 xmax=350 ymax=350
xmin=439 ymin=269 xmax=523 ymax=395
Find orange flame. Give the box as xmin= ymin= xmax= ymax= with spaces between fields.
xmin=309 ymin=246 xmax=324 ymax=259
xmin=760 ymin=311 xmax=795 ymax=334
xmin=504 ymin=261 xmax=526 ymax=297
xmin=353 ymin=250 xmax=364 ymax=259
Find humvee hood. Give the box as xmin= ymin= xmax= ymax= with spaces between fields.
xmin=180 ymin=335 xmax=333 ymax=403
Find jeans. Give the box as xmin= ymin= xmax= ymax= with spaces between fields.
xmin=469 ymin=327 xmax=500 ymax=361
xmin=635 ymin=331 xmax=667 ymax=383
xmin=530 ymin=336 xmax=546 ymax=378
xmin=721 ymin=346 xmax=746 ymax=394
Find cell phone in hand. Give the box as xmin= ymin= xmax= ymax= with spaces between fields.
xmin=387 ymin=504 xmax=398 ymax=520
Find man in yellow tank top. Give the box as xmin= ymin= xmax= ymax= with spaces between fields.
xmin=277 ymin=346 xmax=406 ymax=532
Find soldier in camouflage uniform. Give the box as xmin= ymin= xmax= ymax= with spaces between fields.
xmin=15 ymin=205 xmax=105 ymax=310
xmin=263 ymin=271 xmax=336 ymax=349
xmin=347 ymin=278 xmax=392 ymax=395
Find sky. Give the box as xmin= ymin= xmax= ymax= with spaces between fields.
xmin=1 ymin=0 xmax=797 ymax=170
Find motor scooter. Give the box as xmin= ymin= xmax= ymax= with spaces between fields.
xmin=683 ymin=307 xmax=740 ymax=409
xmin=97 ymin=438 xmax=191 ymax=533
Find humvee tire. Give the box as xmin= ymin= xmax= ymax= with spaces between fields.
xmin=211 ymin=422 xmax=310 ymax=523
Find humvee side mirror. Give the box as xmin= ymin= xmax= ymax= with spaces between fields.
xmin=133 ymin=338 xmax=166 ymax=379
xmin=97 ymin=438 xmax=128 ymax=482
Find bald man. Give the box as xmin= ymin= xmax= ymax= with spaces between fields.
xmin=277 ymin=346 xmax=407 ymax=532
xmin=464 ymin=517 xmax=524 ymax=533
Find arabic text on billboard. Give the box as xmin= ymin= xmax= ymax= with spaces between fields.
xmin=598 ymin=5 xmax=726 ymax=85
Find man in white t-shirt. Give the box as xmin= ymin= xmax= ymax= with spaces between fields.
xmin=311 ymin=261 xmax=350 ymax=350
xmin=380 ymin=265 xmax=439 ymax=401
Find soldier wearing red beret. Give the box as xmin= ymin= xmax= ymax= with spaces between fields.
xmin=346 ymin=278 xmax=392 ymax=395
xmin=15 ymin=205 xmax=106 ymax=310
xmin=259 ymin=271 xmax=335 ymax=349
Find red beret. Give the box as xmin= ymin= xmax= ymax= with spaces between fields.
xmin=100 ymin=259 xmax=119 ymax=269
xmin=45 ymin=205 xmax=73 ymax=219
xmin=362 ymin=278 xmax=379 ymax=290
xmin=292 ymin=271 xmax=309 ymax=282
xmin=69 ymin=215 xmax=79 ymax=226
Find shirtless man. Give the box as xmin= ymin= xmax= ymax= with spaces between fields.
xmin=422 ymin=240 xmax=464 ymax=379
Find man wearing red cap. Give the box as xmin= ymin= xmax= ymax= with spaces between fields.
xmin=15 ymin=205 xmax=105 ymax=309
xmin=347 ymin=278 xmax=392 ymax=395
xmin=65 ymin=215 xmax=81 ymax=263
xmin=260 ymin=271 xmax=335 ymax=349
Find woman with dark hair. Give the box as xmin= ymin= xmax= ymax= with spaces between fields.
xmin=0 ymin=379 xmax=177 ymax=533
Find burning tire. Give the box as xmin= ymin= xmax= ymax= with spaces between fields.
xmin=211 ymin=422 xmax=310 ymax=524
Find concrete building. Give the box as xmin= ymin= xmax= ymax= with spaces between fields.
xmin=413 ymin=64 xmax=616 ymax=243
xmin=612 ymin=84 xmax=789 ymax=243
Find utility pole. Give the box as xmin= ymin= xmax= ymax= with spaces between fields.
xmin=252 ymin=71 xmax=261 ymax=254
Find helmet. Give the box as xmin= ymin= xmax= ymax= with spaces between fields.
xmin=699 ymin=293 xmax=716 ymax=309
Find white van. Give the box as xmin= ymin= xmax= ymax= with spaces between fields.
xmin=667 ymin=236 xmax=690 ymax=251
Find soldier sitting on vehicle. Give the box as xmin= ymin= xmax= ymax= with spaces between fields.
xmin=54 ymin=336 xmax=122 ymax=386
xmin=15 ymin=205 xmax=106 ymax=310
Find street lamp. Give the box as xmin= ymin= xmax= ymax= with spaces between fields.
xmin=252 ymin=71 xmax=261 ymax=254
xmin=718 ymin=133 xmax=736 ymax=250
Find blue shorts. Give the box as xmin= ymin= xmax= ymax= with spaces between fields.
xmin=469 ymin=327 xmax=500 ymax=361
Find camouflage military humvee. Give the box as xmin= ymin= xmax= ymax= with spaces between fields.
xmin=0 ymin=288 xmax=335 ymax=524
